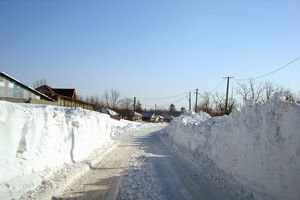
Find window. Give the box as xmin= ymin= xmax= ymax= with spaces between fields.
xmin=0 ymin=77 xmax=4 ymax=87
xmin=13 ymin=84 xmax=20 ymax=98
xmin=0 ymin=77 xmax=4 ymax=96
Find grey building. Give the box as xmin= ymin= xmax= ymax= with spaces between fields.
xmin=0 ymin=72 xmax=53 ymax=102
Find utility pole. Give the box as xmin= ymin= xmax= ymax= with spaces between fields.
xmin=189 ymin=92 xmax=191 ymax=111
xmin=223 ymin=76 xmax=234 ymax=114
xmin=155 ymin=104 xmax=157 ymax=115
xmin=133 ymin=97 xmax=136 ymax=112
xmin=195 ymin=88 xmax=198 ymax=112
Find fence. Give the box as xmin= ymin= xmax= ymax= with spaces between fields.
xmin=0 ymin=96 xmax=95 ymax=111
xmin=57 ymin=96 xmax=95 ymax=110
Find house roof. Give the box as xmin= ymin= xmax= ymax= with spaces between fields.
xmin=36 ymin=84 xmax=56 ymax=96
xmin=99 ymin=107 xmax=120 ymax=116
xmin=133 ymin=112 xmax=142 ymax=117
xmin=156 ymin=115 xmax=165 ymax=119
xmin=142 ymin=113 xmax=155 ymax=118
xmin=0 ymin=72 xmax=55 ymax=101
xmin=36 ymin=85 xmax=76 ymax=99
xmin=106 ymin=108 xmax=120 ymax=116
xmin=52 ymin=88 xmax=76 ymax=98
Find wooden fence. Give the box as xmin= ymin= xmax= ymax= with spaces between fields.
xmin=0 ymin=96 xmax=95 ymax=111
xmin=57 ymin=96 xmax=95 ymax=110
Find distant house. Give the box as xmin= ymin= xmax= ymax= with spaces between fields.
xmin=0 ymin=72 xmax=54 ymax=103
xmin=35 ymin=85 xmax=76 ymax=101
xmin=163 ymin=114 xmax=175 ymax=123
xmin=142 ymin=113 xmax=165 ymax=123
xmin=155 ymin=115 xmax=165 ymax=123
xmin=98 ymin=107 xmax=122 ymax=120
xmin=142 ymin=112 xmax=155 ymax=122
xmin=36 ymin=85 xmax=94 ymax=110
xmin=128 ymin=111 xmax=143 ymax=121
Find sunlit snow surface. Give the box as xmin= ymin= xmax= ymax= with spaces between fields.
xmin=0 ymin=101 xmax=146 ymax=199
xmin=164 ymin=94 xmax=300 ymax=200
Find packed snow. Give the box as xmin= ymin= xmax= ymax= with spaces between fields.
xmin=117 ymin=147 xmax=166 ymax=200
xmin=163 ymin=94 xmax=300 ymax=200
xmin=0 ymin=100 xmax=147 ymax=200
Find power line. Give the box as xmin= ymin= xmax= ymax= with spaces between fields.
xmin=208 ymin=79 xmax=226 ymax=93
xmin=140 ymin=103 xmax=155 ymax=108
xmin=194 ymin=80 xmax=226 ymax=97
xmin=235 ymin=56 xmax=300 ymax=81
xmin=160 ymin=95 xmax=188 ymax=107
xmin=140 ymin=95 xmax=188 ymax=109
xmin=139 ymin=90 xmax=194 ymax=101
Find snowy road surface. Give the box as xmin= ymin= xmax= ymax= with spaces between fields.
xmin=54 ymin=125 xmax=238 ymax=200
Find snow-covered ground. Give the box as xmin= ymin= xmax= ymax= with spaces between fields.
xmin=0 ymin=101 xmax=149 ymax=200
xmin=163 ymin=94 xmax=300 ymax=200
xmin=2 ymin=93 xmax=300 ymax=200
xmin=117 ymin=147 xmax=166 ymax=200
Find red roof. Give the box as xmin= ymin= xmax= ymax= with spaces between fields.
xmin=36 ymin=85 xmax=76 ymax=100
xmin=53 ymin=88 xmax=76 ymax=99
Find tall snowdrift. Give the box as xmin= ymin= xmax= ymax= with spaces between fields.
xmin=165 ymin=95 xmax=300 ymax=200
xmin=0 ymin=101 xmax=112 ymax=198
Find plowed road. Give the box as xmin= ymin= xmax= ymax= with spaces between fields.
xmin=55 ymin=125 xmax=235 ymax=200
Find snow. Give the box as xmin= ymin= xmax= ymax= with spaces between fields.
xmin=111 ymin=119 xmax=154 ymax=136
xmin=117 ymin=147 xmax=166 ymax=200
xmin=0 ymin=100 xmax=145 ymax=200
xmin=164 ymin=94 xmax=300 ymax=200
xmin=2 ymin=92 xmax=300 ymax=200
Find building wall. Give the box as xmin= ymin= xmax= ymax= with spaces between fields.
xmin=0 ymin=76 xmax=40 ymax=100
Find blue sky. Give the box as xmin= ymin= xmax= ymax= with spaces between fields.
xmin=0 ymin=0 xmax=299 ymax=109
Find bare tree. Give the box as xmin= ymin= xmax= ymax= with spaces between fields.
xmin=83 ymin=95 xmax=104 ymax=110
xmin=33 ymin=79 xmax=47 ymax=89
xmin=236 ymin=80 xmax=264 ymax=103
xmin=249 ymin=80 xmax=264 ymax=103
xmin=199 ymin=92 xmax=213 ymax=114
xmin=93 ymin=95 xmax=104 ymax=110
xmin=76 ymin=94 xmax=84 ymax=101
xmin=103 ymin=90 xmax=110 ymax=107
xmin=119 ymin=98 xmax=133 ymax=110
xmin=227 ymin=96 xmax=237 ymax=114
xmin=136 ymin=100 xmax=142 ymax=112
xmin=263 ymin=81 xmax=275 ymax=101
xmin=110 ymin=89 xmax=120 ymax=108
xmin=236 ymin=82 xmax=250 ymax=101
xmin=213 ymin=92 xmax=226 ymax=114
xmin=281 ymin=89 xmax=296 ymax=103
xmin=296 ymin=91 xmax=300 ymax=104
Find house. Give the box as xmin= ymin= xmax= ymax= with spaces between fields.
xmin=36 ymin=85 xmax=94 ymax=110
xmin=0 ymin=72 xmax=54 ymax=103
xmin=142 ymin=112 xmax=155 ymax=122
xmin=155 ymin=115 xmax=165 ymax=123
xmin=98 ymin=107 xmax=122 ymax=120
xmin=142 ymin=112 xmax=165 ymax=123
xmin=163 ymin=114 xmax=175 ymax=123
xmin=128 ymin=111 xmax=143 ymax=121
xmin=35 ymin=85 xmax=76 ymax=101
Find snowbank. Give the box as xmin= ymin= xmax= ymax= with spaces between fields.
xmin=0 ymin=101 xmax=112 ymax=199
xmin=164 ymin=95 xmax=300 ymax=200
xmin=111 ymin=119 xmax=153 ymax=136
